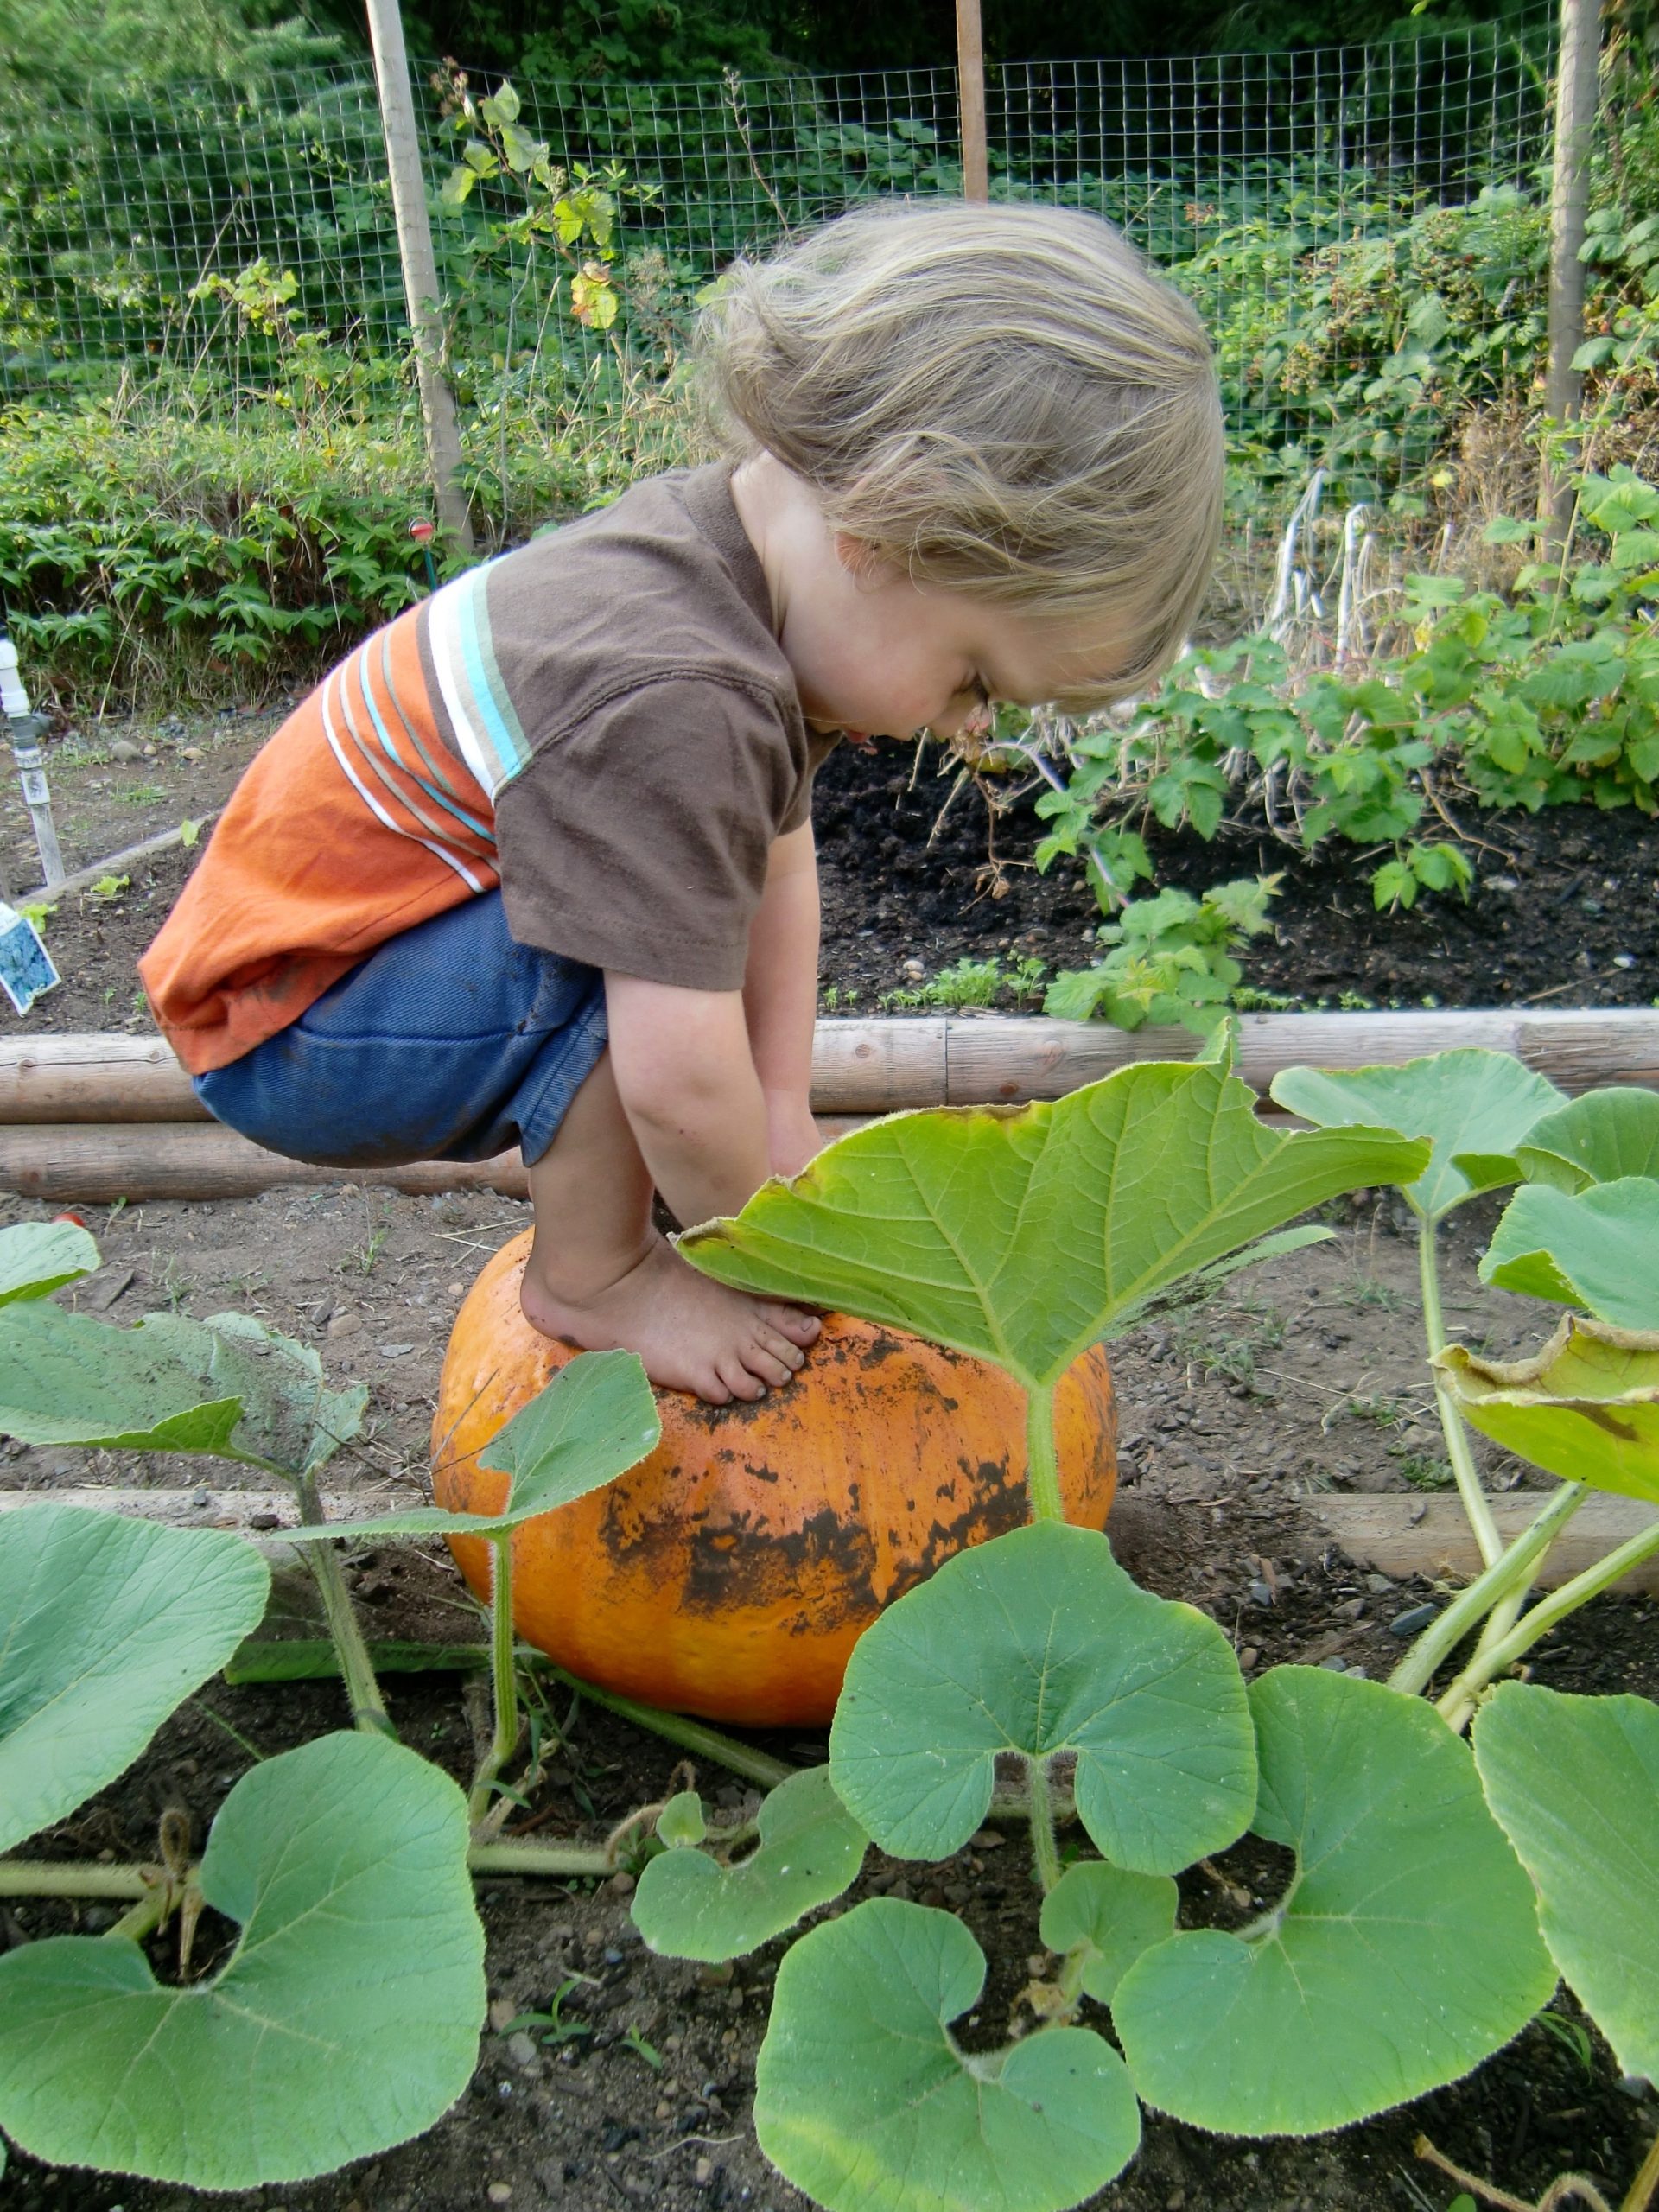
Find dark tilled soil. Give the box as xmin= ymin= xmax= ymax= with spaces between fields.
xmin=2 ymin=710 xmax=1656 ymax=2212
xmin=810 ymin=741 xmax=1659 ymax=1014
xmin=9 ymin=708 xmax=1659 ymax=1031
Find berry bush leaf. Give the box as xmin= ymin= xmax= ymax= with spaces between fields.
xmin=0 ymin=1732 xmax=485 ymax=2187
xmin=1434 ymin=1318 xmax=1659 ymax=1504
xmin=0 ymin=1502 xmax=270 ymax=1853
xmin=0 ymin=1220 xmax=99 ymax=1304
xmin=754 ymin=1898 xmax=1141 ymax=2212
xmin=1112 ymin=1667 xmax=1554 ymax=2134
xmin=284 ymin=1351 xmax=660 ymax=1541
xmin=1480 ymin=1179 xmax=1659 ymax=1327
xmin=683 ymin=1065 xmax=1427 ymax=1389
xmin=1269 ymin=1048 xmax=1563 ymax=1222
xmin=830 ymin=1522 xmax=1256 ymax=1872
xmin=1472 ymin=1681 xmax=1659 ymax=2082
xmin=1039 ymin=1862 xmax=1179 ymax=2005
xmin=632 ymin=1766 xmax=867 ymax=1962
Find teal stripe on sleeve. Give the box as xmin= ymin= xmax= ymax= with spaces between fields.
xmin=455 ymin=566 xmax=529 ymax=781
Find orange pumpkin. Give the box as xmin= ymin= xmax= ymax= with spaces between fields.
xmin=432 ymin=1230 xmax=1117 ymax=1726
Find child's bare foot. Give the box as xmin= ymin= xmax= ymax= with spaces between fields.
xmin=520 ymin=1232 xmax=820 ymax=1404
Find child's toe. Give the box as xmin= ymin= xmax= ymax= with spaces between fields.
xmin=763 ymin=1302 xmax=821 ymax=1344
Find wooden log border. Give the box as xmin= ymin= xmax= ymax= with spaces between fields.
xmin=4 ymin=1008 xmax=1657 ymax=1199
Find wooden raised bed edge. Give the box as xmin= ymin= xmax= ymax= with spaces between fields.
xmin=4 ymin=1008 xmax=1658 ymax=1201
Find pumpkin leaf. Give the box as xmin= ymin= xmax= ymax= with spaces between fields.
xmin=1269 ymin=1049 xmax=1564 ymax=1222
xmin=830 ymin=1522 xmax=1256 ymax=1873
xmin=655 ymin=1790 xmax=707 ymax=1847
xmin=0 ymin=1219 xmax=99 ymax=1303
xmin=1472 ymin=1681 xmax=1659 ymax=2082
xmin=632 ymin=1767 xmax=868 ymax=1963
xmin=683 ymin=1066 xmax=1427 ymax=1391
xmin=0 ymin=1503 xmax=270 ymax=1854
xmin=1039 ymin=1862 xmax=1178 ymax=2005
xmin=0 ymin=1303 xmax=365 ymax=1474
xmin=1112 ymin=1667 xmax=1554 ymax=2136
xmin=0 ymin=1303 xmax=245 ymax=1459
xmin=1513 ymin=1087 xmax=1659 ymax=1193
xmin=754 ymin=1898 xmax=1141 ymax=2212
xmin=0 ymin=1732 xmax=485 ymax=2188
xmin=1480 ymin=1179 xmax=1659 ymax=1328
xmin=283 ymin=1351 xmax=660 ymax=1541
xmin=1433 ymin=1318 xmax=1659 ymax=1504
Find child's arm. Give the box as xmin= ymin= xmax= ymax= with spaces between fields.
xmin=604 ymin=974 xmax=774 ymax=1230
xmin=741 ymin=820 xmax=823 ymax=1179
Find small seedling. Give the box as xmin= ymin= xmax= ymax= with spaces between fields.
xmin=619 ymin=2025 xmax=664 ymax=2069
xmin=505 ymin=1976 xmax=599 ymax=2047
xmin=87 ymin=873 xmax=130 ymax=902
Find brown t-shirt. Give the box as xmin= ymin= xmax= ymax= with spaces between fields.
xmin=140 ymin=465 xmax=838 ymax=1074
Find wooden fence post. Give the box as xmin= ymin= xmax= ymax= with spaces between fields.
xmin=1541 ymin=0 xmax=1603 ymax=546
xmin=957 ymin=0 xmax=990 ymax=201
xmin=365 ymin=0 xmax=475 ymax=555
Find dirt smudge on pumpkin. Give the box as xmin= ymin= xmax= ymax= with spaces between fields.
xmin=592 ymin=1481 xmax=880 ymax=1637
xmin=886 ymin=1456 xmax=1026 ymax=1601
xmin=678 ymin=1503 xmax=881 ymax=1632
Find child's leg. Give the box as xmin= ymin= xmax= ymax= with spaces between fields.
xmin=521 ymin=1049 xmax=820 ymax=1405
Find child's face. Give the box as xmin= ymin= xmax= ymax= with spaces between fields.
xmin=734 ymin=457 xmax=1127 ymax=744
xmin=786 ymin=560 xmax=1127 ymax=744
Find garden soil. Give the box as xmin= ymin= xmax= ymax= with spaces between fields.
xmin=1 ymin=707 xmax=1656 ymax=2212
xmin=7 ymin=702 xmax=1659 ymax=1028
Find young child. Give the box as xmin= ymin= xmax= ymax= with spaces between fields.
xmin=140 ymin=200 xmax=1224 ymax=1408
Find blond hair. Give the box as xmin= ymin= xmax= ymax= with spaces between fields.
xmin=696 ymin=199 xmax=1224 ymax=706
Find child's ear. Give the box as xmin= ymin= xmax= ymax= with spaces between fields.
xmin=832 ymin=531 xmax=892 ymax=589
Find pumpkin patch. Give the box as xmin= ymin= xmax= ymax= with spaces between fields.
xmin=431 ymin=1229 xmax=1117 ymax=1723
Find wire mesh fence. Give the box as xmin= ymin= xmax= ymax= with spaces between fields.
xmin=0 ymin=10 xmax=1559 ymax=505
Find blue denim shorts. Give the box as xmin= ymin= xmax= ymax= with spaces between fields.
xmin=194 ymin=891 xmax=608 ymax=1168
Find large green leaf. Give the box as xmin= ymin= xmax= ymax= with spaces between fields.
xmin=1269 ymin=1049 xmax=1563 ymax=1221
xmin=1472 ymin=1682 xmax=1659 ymax=2082
xmin=1481 ymin=1179 xmax=1659 ymax=1328
xmin=1515 ymin=1087 xmax=1659 ymax=1193
xmin=632 ymin=1765 xmax=867 ymax=1963
xmin=283 ymin=1351 xmax=660 ymax=1541
xmin=0 ymin=1732 xmax=485 ymax=2187
xmin=1112 ymin=1667 xmax=1554 ymax=2135
xmin=1039 ymin=1862 xmax=1178 ymax=2005
xmin=683 ymin=1066 xmax=1427 ymax=1389
xmin=0 ymin=1219 xmax=99 ymax=1304
xmin=0 ymin=1502 xmax=270 ymax=1853
xmin=830 ymin=1522 xmax=1256 ymax=1873
xmin=1434 ymin=1318 xmax=1659 ymax=1505
xmin=0 ymin=1304 xmax=367 ymax=1473
xmin=754 ymin=1898 xmax=1140 ymax=2212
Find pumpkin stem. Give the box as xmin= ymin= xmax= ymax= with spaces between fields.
xmin=1027 ymin=1756 xmax=1063 ymax=1893
xmin=1024 ymin=1388 xmax=1063 ymax=1523
xmin=469 ymin=1529 xmax=522 ymax=1829
xmin=296 ymin=1473 xmax=395 ymax=1739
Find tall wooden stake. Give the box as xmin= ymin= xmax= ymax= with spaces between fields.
xmin=957 ymin=0 xmax=990 ymax=200
xmin=364 ymin=0 xmax=475 ymax=554
xmin=1541 ymin=0 xmax=1602 ymax=546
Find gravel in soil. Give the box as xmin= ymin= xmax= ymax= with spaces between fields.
xmin=3 ymin=1173 xmax=1656 ymax=2212
xmin=9 ymin=707 xmax=1659 ymax=1031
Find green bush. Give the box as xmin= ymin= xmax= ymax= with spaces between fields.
xmin=0 ymin=371 xmax=668 ymax=706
